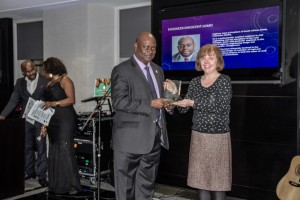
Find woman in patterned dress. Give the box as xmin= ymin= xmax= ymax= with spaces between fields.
xmin=173 ymin=44 xmax=232 ymax=200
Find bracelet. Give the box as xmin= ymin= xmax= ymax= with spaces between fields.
xmin=55 ymin=101 xmax=60 ymax=107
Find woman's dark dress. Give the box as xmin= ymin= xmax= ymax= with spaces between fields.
xmin=44 ymin=80 xmax=81 ymax=194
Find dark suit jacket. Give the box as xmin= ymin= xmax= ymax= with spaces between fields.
xmin=172 ymin=52 xmax=197 ymax=62
xmin=111 ymin=57 xmax=169 ymax=154
xmin=1 ymin=74 xmax=48 ymax=119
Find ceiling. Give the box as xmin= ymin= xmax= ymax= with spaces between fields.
xmin=0 ymin=0 xmax=151 ymax=20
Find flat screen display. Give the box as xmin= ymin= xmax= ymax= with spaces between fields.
xmin=160 ymin=0 xmax=284 ymax=83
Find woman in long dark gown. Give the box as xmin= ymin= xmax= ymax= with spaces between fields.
xmin=41 ymin=57 xmax=81 ymax=195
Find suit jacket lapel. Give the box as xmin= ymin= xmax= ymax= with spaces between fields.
xmin=34 ymin=76 xmax=42 ymax=95
xmin=131 ymin=58 xmax=147 ymax=82
xmin=130 ymin=57 xmax=153 ymax=95
xmin=21 ymin=78 xmax=31 ymax=96
xmin=130 ymin=57 xmax=163 ymax=98
xmin=150 ymin=63 xmax=163 ymax=97
xmin=32 ymin=76 xmax=45 ymax=97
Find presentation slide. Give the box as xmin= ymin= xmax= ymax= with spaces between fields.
xmin=161 ymin=6 xmax=280 ymax=71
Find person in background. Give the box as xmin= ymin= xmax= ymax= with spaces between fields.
xmin=42 ymin=57 xmax=81 ymax=195
xmin=172 ymin=36 xmax=197 ymax=62
xmin=0 ymin=60 xmax=48 ymax=187
xmin=111 ymin=32 xmax=171 ymax=200
xmin=173 ymin=44 xmax=232 ymax=200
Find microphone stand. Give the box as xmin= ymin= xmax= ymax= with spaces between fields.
xmin=81 ymin=87 xmax=111 ymax=200
xmin=80 ymin=87 xmax=111 ymax=132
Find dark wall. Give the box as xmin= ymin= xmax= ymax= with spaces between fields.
xmin=120 ymin=6 xmax=151 ymax=58
xmin=152 ymin=0 xmax=300 ymax=199
xmin=17 ymin=21 xmax=43 ymax=60
xmin=0 ymin=18 xmax=14 ymax=113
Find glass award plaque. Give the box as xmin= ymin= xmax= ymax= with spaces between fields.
xmin=163 ymin=79 xmax=182 ymax=102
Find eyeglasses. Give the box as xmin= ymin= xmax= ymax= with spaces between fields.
xmin=178 ymin=43 xmax=194 ymax=48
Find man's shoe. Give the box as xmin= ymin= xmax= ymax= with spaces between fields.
xmin=38 ymin=178 xmax=49 ymax=187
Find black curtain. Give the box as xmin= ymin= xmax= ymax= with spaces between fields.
xmin=0 ymin=18 xmax=14 ymax=112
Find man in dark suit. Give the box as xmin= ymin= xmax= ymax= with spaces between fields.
xmin=172 ymin=36 xmax=197 ymax=62
xmin=0 ymin=60 xmax=48 ymax=187
xmin=111 ymin=32 xmax=171 ymax=200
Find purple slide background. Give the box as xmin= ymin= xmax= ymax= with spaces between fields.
xmin=161 ymin=6 xmax=279 ymax=70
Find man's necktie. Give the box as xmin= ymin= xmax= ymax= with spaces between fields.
xmin=145 ymin=66 xmax=160 ymax=120
xmin=184 ymin=57 xmax=189 ymax=62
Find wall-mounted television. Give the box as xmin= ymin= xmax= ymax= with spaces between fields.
xmin=160 ymin=0 xmax=285 ymax=84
